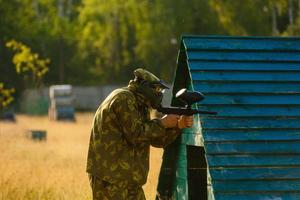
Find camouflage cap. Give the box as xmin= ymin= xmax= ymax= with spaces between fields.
xmin=133 ymin=68 xmax=169 ymax=89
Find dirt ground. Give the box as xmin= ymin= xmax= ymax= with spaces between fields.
xmin=0 ymin=113 xmax=163 ymax=200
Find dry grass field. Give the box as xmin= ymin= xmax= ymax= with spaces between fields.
xmin=0 ymin=113 xmax=163 ymax=200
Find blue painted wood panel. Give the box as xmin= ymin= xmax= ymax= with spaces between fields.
xmin=187 ymin=51 xmax=300 ymax=62
xmin=213 ymin=180 xmax=300 ymax=192
xmin=201 ymin=117 xmax=300 ymax=129
xmin=200 ymin=94 xmax=300 ymax=105
xmin=207 ymin=155 xmax=300 ymax=167
xmin=205 ymin=141 xmax=300 ymax=154
xmin=183 ymin=36 xmax=300 ymax=51
xmin=214 ymin=193 xmax=300 ymax=200
xmin=210 ymin=168 xmax=300 ymax=180
xmin=197 ymin=105 xmax=300 ymax=117
xmin=192 ymin=71 xmax=300 ymax=82
xmin=185 ymin=36 xmax=300 ymax=199
xmin=161 ymin=36 xmax=300 ymax=199
xmin=203 ymin=129 xmax=300 ymax=142
xmin=193 ymin=82 xmax=300 ymax=93
xmin=189 ymin=61 xmax=300 ymax=71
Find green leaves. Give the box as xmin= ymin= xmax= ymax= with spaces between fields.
xmin=0 ymin=82 xmax=15 ymax=109
xmin=6 ymin=40 xmax=50 ymax=87
xmin=1 ymin=0 xmax=300 ymax=88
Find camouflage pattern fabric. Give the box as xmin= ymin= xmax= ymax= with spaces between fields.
xmin=86 ymin=80 xmax=180 ymax=197
xmin=134 ymin=68 xmax=161 ymax=83
xmin=89 ymin=174 xmax=145 ymax=200
xmin=133 ymin=68 xmax=169 ymax=89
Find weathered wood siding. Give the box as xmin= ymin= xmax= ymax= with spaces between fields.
xmin=184 ymin=36 xmax=300 ymax=199
xmin=157 ymin=35 xmax=300 ymax=200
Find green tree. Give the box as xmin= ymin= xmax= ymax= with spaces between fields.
xmin=78 ymin=0 xmax=228 ymax=83
xmin=0 ymin=0 xmax=38 ymax=95
xmin=1 ymin=0 xmax=297 ymax=91
xmin=132 ymin=0 xmax=228 ymax=81
xmin=78 ymin=0 xmax=139 ymax=83
xmin=284 ymin=15 xmax=300 ymax=35
xmin=0 ymin=82 xmax=15 ymax=110
xmin=6 ymin=40 xmax=50 ymax=88
xmin=284 ymin=0 xmax=300 ymax=35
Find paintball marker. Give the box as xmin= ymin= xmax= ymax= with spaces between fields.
xmin=156 ymin=88 xmax=217 ymax=116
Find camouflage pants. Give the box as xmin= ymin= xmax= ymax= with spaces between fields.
xmin=89 ymin=174 xmax=146 ymax=200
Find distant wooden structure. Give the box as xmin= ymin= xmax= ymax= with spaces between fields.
xmin=157 ymin=35 xmax=300 ymax=200
xmin=49 ymin=85 xmax=75 ymax=121
xmin=0 ymin=110 xmax=15 ymax=122
xmin=26 ymin=130 xmax=47 ymax=141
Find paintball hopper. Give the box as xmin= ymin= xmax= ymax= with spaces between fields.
xmin=176 ymin=88 xmax=205 ymax=108
xmin=156 ymin=88 xmax=217 ymax=116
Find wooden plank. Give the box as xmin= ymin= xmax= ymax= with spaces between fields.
xmin=206 ymin=155 xmax=300 ymax=167
xmin=191 ymin=71 xmax=300 ymax=82
xmin=203 ymin=129 xmax=300 ymax=142
xmin=213 ymin=193 xmax=300 ymax=200
xmin=181 ymin=133 xmax=203 ymax=146
xmin=183 ymin=37 xmax=300 ymax=51
xmin=212 ymin=180 xmax=300 ymax=192
xmin=207 ymin=185 xmax=214 ymax=200
xmin=187 ymin=52 xmax=300 ymax=62
xmin=189 ymin=61 xmax=300 ymax=72
xmin=197 ymin=105 xmax=300 ymax=117
xmin=200 ymin=94 xmax=300 ymax=105
xmin=205 ymin=141 xmax=300 ymax=154
xmin=200 ymin=117 xmax=300 ymax=129
xmin=210 ymin=168 xmax=300 ymax=180
xmin=173 ymin=177 xmax=188 ymax=199
xmin=193 ymin=82 xmax=300 ymax=94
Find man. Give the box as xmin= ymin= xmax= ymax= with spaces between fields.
xmin=86 ymin=68 xmax=193 ymax=200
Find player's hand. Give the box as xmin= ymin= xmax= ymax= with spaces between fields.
xmin=177 ymin=115 xmax=193 ymax=129
xmin=160 ymin=114 xmax=180 ymax=128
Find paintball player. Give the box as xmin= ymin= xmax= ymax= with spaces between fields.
xmin=86 ymin=68 xmax=193 ymax=200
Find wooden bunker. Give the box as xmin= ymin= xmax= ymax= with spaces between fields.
xmin=49 ymin=85 xmax=75 ymax=121
xmin=157 ymin=35 xmax=300 ymax=200
xmin=26 ymin=130 xmax=47 ymax=141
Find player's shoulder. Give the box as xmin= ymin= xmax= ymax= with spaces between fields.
xmin=109 ymin=87 xmax=136 ymax=103
xmin=113 ymin=87 xmax=134 ymax=98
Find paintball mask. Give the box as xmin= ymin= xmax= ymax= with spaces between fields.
xmin=133 ymin=68 xmax=169 ymax=109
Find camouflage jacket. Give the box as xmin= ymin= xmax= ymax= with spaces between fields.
xmin=86 ymin=82 xmax=180 ymax=187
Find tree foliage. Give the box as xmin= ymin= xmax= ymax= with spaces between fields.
xmin=0 ymin=82 xmax=15 ymax=109
xmin=6 ymin=40 xmax=50 ymax=87
xmin=0 ymin=0 xmax=299 ymax=99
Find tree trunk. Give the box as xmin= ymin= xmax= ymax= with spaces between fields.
xmin=272 ymin=4 xmax=278 ymax=36
xmin=289 ymin=0 xmax=294 ymax=25
xmin=110 ymin=11 xmax=121 ymax=82
xmin=57 ymin=0 xmax=64 ymax=18
xmin=298 ymin=0 xmax=300 ymax=15
xmin=67 ymin=0 xmax=73 ymax=18
xmin=59 ymin=37 xmax=65 ymax=84
xmin=32 ymin=0 xmax=39 ymax=16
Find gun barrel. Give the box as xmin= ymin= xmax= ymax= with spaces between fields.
xmin=157 ymin=107 xmax=217 ymax=116
xmin=156 ymin=107 xmax=189 ymax=115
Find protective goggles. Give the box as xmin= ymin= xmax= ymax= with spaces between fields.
xmin=151 ymin=84 xmax=166 ymax=93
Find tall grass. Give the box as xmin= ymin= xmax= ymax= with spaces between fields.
xmin=0 ymin=113 xmax=163 ymax=200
